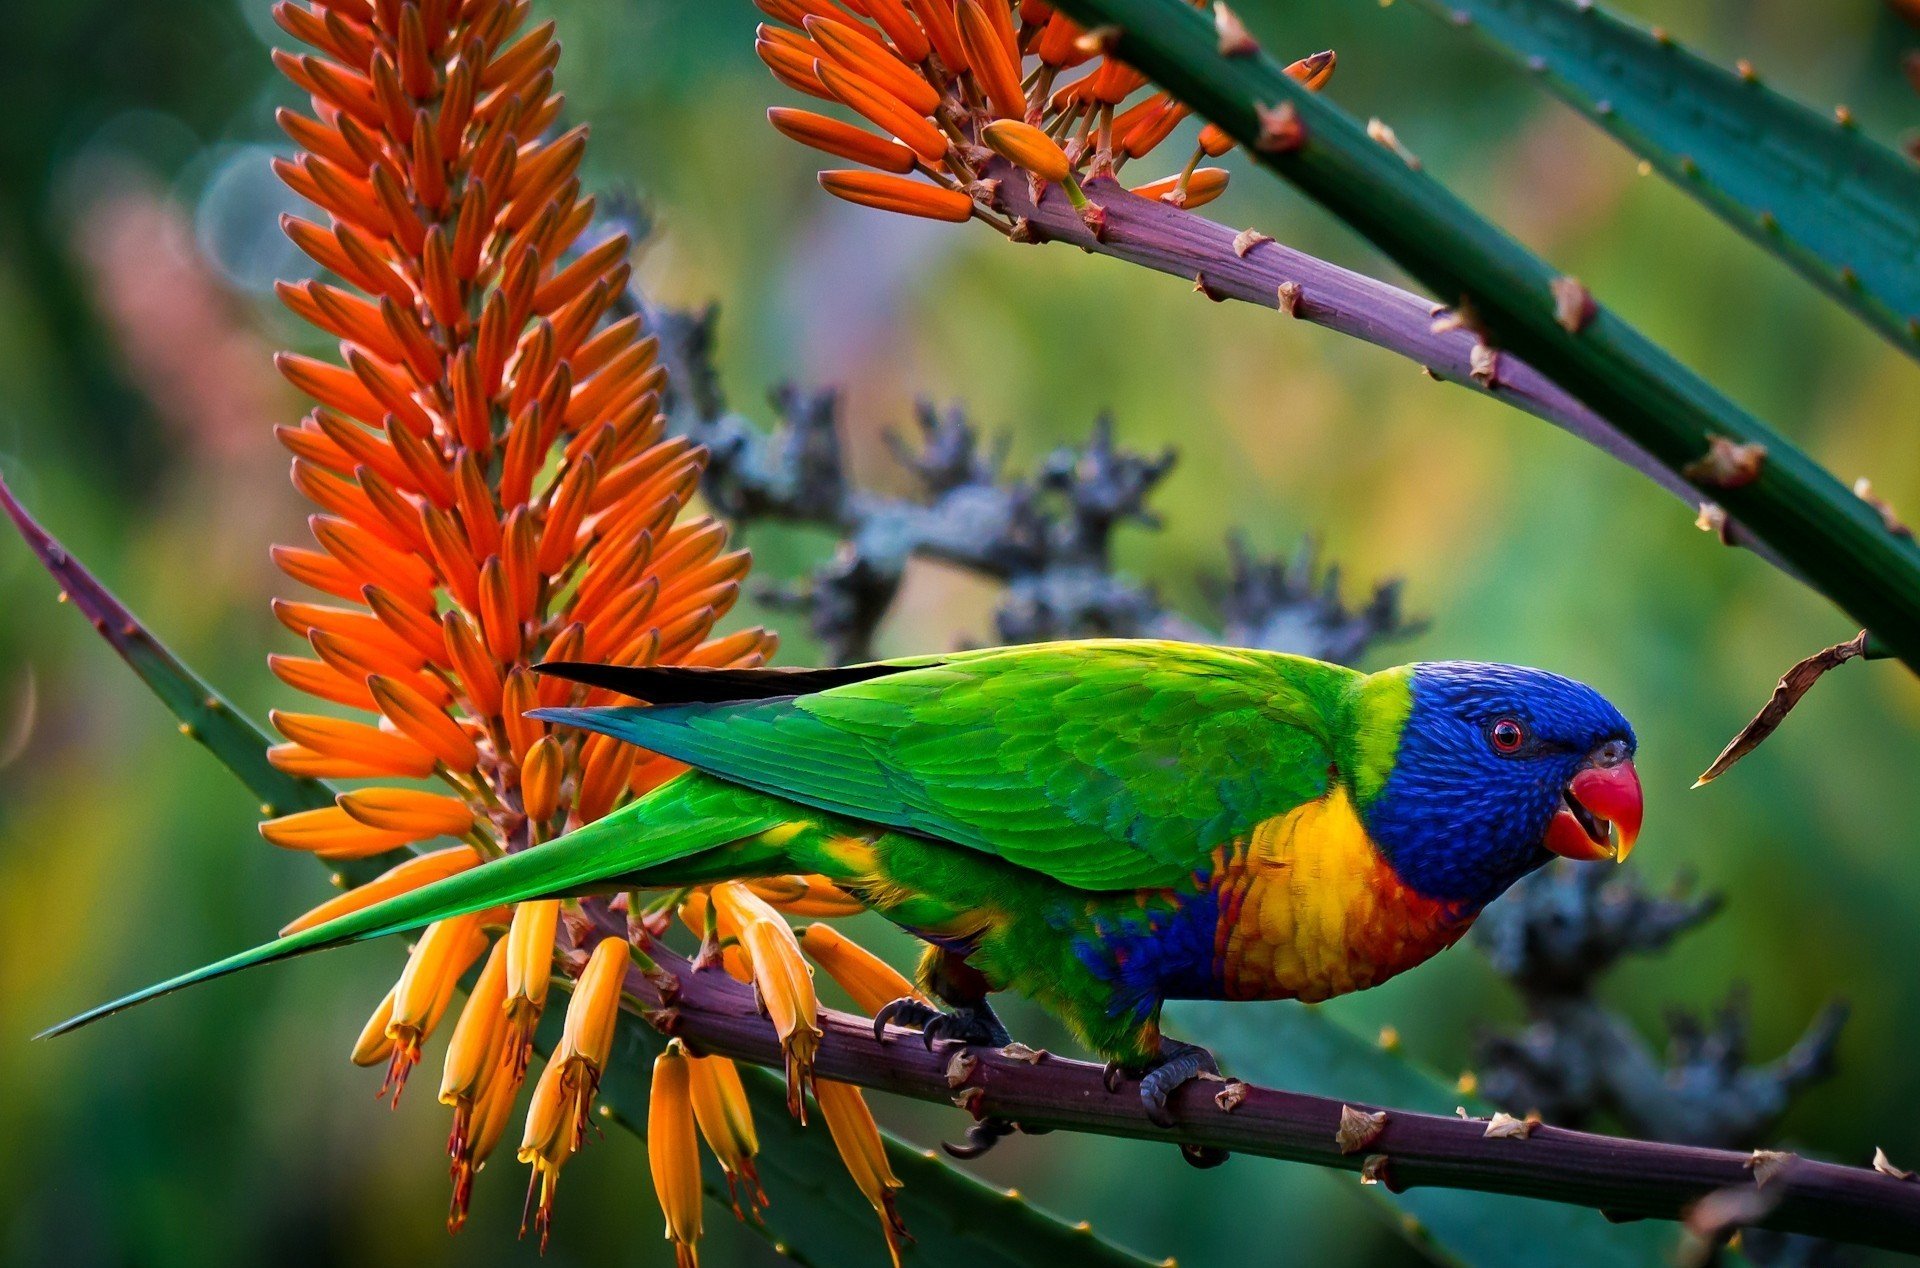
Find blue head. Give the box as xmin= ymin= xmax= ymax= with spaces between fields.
xmin=1358 ymin=662 xmax=1642 ymax=908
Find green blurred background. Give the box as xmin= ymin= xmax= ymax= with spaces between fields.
xmin=3 ymin=0 xmax=1918 ymax=1263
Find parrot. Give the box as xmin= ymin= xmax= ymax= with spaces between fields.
xmin=42 ymin=639 xmax=1642 ymax=1136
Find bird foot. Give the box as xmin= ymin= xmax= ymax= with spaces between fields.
xmin=872 ymin=996 xmax=1013 ymax=1050
xmin=1106 ymin=1040 xmax=1232 ymax=1168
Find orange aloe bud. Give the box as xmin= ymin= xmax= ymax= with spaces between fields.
xmin=501 ymin=669 xmax=544 ymax=766
xmin=757 ymin=36 xmax=834 ymax=101
xmin=687 ymin=1053 xmax=768 ymax=1219
xmin=815 ymin=1079 xmax=911 ymax=1268
xmin=1088 ymin=56 xmax=1147 ymax=105
xmin=338 ymin=787 xmax=475 ymax=840
xmin=367 ymin=674 xmax=479 ymax=770
xmin=982 ymin=118 xmax=1072 ymax=182
xmin=800 ymin=923 xmax=924 ymax=1015
xmin=521 ymin=735 xmax=565 ymax=823
xmin=956 ymin=0 xmax=1025 ymax=118
xmin=504 ymin=898 xmax=561 ymax=1075
xmin=752 ymin=873 xmax=868 ymax=917
xmin=1288 ymin=48 xmax=1337 ymax=91
xmin=385 ymin=913 xmax=490 ymax=1101
xmin=1035 ymin=11 xmax=1088 ymax=66
xmin=739 ymin=914 xmax=822 ymax=1118
xmin=1197 ymin=122 xmax=1234 ymax=158
xmin=1130 ymin=166 xmax=1230 ymax=209
xmin=906 ymin=0 xmax=967 ymax=72
xmin=351 ymin=985 xmax=399 ymax=1066
xmin=1121 ymin=97 xmax=1189 ymax=159
xmin=517 ymin=1055 xmax=579 ymax=1252
xmin=281 ymin=844 xmax=481 ymax=935
xmin=271 ymin=709 xmax=439 ymax=778
xmin=560 ymin=936 xmax=630 ymax=1076
xmin=863 ymin=0 xmax=931 ymax=62
xmin=650 ymin=1041 xmax=704 ymax=1268
xmin=259 ymin=805 xmax=416 ymax=858
xmin=448 ymin=1037 xmax=522 ymax=1232
xmin=439 ymin=938 xmax=510 ymax=1112
xmin=805 ymin=15 xmax=941 ymax=115
xmin=818 ymin=170 xmax=973 ymax=222
xmin=815 ymin=60 xmax=948 ymax=163
xmin=768 ymin=107 xmax=916 ymax=174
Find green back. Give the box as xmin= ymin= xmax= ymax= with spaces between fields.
xmin=547 ymin=639 xmax=1362 ymax=890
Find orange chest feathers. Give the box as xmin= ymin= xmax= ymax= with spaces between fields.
xmin=1203 ymin=788 xmax=1479 ymax=1003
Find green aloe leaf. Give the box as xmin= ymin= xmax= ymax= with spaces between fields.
xmin=1047 ymin=0 xmax=1920 ymax=676
xmin=1401 ymin=0 xmax=1920 ymax=358
xmin=1 ymin=475 xmax=1159 ymax=1268
xmin=0 ymin=473 xmax=407 ymax=887
xmin=1178 ymin=1002 xmax=1681 ymax=1266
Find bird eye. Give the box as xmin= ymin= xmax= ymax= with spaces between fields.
xmin=1489 ymin=718 xmax=1526 ymax=754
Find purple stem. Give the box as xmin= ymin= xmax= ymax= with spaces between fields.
xmin=588 ymin=905 xmax=1919 ymax=1254
xmin=986 ymin=163 xmax=1785 ymax=573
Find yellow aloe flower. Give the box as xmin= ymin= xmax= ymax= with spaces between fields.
xmin=650 ymin=1041 xmax=703 ymax=1268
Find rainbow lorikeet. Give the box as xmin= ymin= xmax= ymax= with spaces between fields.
xmin=45 ymin=639 xmax=1642 ymax=1131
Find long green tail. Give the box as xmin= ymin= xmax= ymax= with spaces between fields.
xmin=40 ymin=776 xmax=790 ymax=1039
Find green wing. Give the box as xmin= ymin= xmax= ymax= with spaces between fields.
xmin=534 ymin=639 xmax=1355 ymax=890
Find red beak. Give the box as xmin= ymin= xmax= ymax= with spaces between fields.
xmin=1543 ymin=757 xmax=1643 ymax=863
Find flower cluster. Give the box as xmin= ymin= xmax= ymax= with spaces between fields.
xmin=754 ymin=0 xmax=1333 ymax=227
xmin=263 ymin=2 xmax=930 ymax=1255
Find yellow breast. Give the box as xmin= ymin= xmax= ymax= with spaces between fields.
xmin=1209 ymin=787 xmax=1475 ymax=1002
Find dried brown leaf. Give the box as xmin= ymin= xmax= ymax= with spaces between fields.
xmin=1483 ymin=1111 xmax=1537 ymax=1139
xmin=1695 ymin=501 xmax=1734 ymax=545
xmin=946 ymin=1049 xmax=979 ymax=1088
xmin=1746 ymin=1149 xmax=1796 ymax=1188
xmin=1694 ymin=631 xmax=1869 ymax=786
xmin=1875 ymin=1147 xmax=1915 ymax=1180
xmin=1854 ymin=477 xmax=1913 ymax=538
xmin=1232 ymin=227 xmax=1272 ymax=257
xmin=999 ymin=1042 xmax=1048 ymax=1064
xmin=1335 ymin=1105 xmax=1388 ymax=1153
xmin=1214 ymin=1079 xmax=1249 ymax=1112
xmin=1255 ymin=101 xmax=1305 ymax=153
xmin=1682 ymin=434 xmax=1767 ymax=489
xmin=1551 ymin=276 xmax=1596 ymax=333
xmin=1213 ymin=2 xmax=1258 ymax=56
xmin=1275 ymin=280 xmax=1303 ymax=316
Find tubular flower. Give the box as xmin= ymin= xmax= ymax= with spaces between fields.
xmin=265 ymin=0 xmax=774 ymax=1234
xmin=755 ymin=3 xmax=1336 ymax=233
xmin=517 ymin=936 xmax=631 ymax=1250
xmin=649 ymin=1041 xmax=703 ymax=1268
xmin=440 ymin=939 xmax=519 ymax=1233
xmin=799 ymin=923 xmax=925 ymax=1015
xmin=815 ymin=1079 xmax=912 ymax=1268
xmin=714 ymin=884 xmax=823 ymax=1119
xmin=383 ymin=913 xmax=490 ymax=1103
xmin=687 ymin=1053 xmax=768 ymax=1220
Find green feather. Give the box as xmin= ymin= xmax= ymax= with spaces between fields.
xmin=534 ymin=639 xmax=1358 ymax=890
xmin=41 ymin=780 xmax=786 ymax=1038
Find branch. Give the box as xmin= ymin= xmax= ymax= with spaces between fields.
xmin=613 ymin=933 xmax=1920 ymax=1255
xmin=1047 ymin=0 xmax=1920 ymax=674
xmin=984 ymin=161 xmax=1784 ymax=575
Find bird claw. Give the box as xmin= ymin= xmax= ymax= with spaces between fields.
xmin=942 ymin=1116 xmax=1017 ymax=1160
xmin=1138 ymin=1040 xmax=1219 ymax=1127
xmin=872 ymin=996 xmax=939 ymax=1044
xmin=1181 ymin=1142 xmax=1231 ymax=1169
xmin=871 ymin=996 xmax=1011 ymax=1049
xmin=1107 ymin=1040 xmax=1231 ymax=1164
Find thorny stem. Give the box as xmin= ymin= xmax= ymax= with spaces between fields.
xmin=609 ymin=929 xmax=1920 ymax=1256
xmin=1048 ymin=0 xmax=1920 ymax=672
xmin=982 ymin=159 xmax=1787 ymax=575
